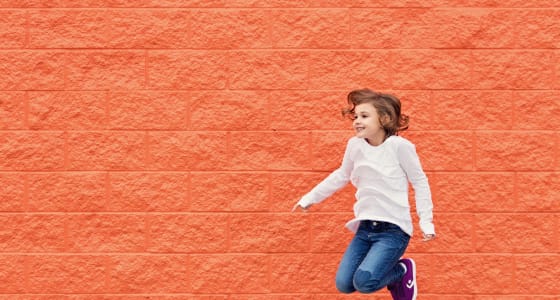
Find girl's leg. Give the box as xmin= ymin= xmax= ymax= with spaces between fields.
xmin=335 ymin=227 xmax=371 ymax=293
xmin=352 ymin=222 xmax=410 ymax=294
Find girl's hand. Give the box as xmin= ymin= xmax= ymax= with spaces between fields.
xmin=422 ymin=233 xmax=436 ymax=242
xmin=291 ymin=202 xmax=310 ymax=213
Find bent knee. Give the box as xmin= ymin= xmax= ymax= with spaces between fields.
xmin=335 ymin=278 xmax=355 ymax=294
xmin=353 ymin=269 xmax=384 ymax=293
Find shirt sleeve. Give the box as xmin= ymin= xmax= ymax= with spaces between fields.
xmin=297 ymin=138 xmax=354 ymax=208
xmin=397 ymin=140 xmax=436 ymax=235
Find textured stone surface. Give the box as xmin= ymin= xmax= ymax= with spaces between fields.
xmin=67 ymin=131 xmax=146 ymax=170
xmin=0 ymin=91 xmax=25 ymax=129
xmin=190 ymin=172 xmax=269 ymax=211
xmin=27 ymin=172 xmax=106 ymax=212
xmin=108 ymin=172 xmax=189 ymax=211
xmin=108 ymin=91 xmax=189 ymax=130
xmin=190 ymin=91 xmax=268 ymax=131
xmin=1 ymin=2 xmax=559 ymax=298
xmin=29 ymin=91 xmax=107 ymax=130
xmin=0 ymin=173 xmax=25 ymax=211
xmin=476 ymin=132 xmax=556 ymax=171
xmin=0 ymin=132 xmax=65 ymax=171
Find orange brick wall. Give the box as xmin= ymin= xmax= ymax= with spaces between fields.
xmin=0 ymin=1 xmax=559 ymax=299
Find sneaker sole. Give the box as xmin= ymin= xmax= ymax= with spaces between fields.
xmin=409 ymin=258 xmax=418 ymax=300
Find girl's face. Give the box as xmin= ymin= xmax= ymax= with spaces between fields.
xmin=352 ymin=103 xmax=387 ymax=146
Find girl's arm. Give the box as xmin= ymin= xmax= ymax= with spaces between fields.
xmin=397 ymin=141 xmax=436 ymax=237
xmin=294 ymin=138 xmax=355 ymax=210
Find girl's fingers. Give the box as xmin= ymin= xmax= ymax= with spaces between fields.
xmin=422 ymin=234 xmax=436 ymax=241
xmin=291 ymin=203 xmax=309 ymax=213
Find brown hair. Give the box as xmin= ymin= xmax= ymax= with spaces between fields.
xmin=342 ymin=88 xmax=409 ymax=136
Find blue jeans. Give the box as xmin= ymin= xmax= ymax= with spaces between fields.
xmin=335 ymin=220 xmax=411 ymax=294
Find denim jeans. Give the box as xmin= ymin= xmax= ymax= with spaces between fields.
xmin=335 ymin=220 xmax=411 ymax=294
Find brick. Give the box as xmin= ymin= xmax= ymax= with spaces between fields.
xmin=147 ymin=214 xmax=227 ymax=253
xmin=0 ymin=214 xmax=66 ymax=252
xmin=270 ymin=172 xmax=356 ymax=212
xmin=425 ymin=8 xmax=560 ymax=49
xmin=108 ymin=172 xmax=188 ymax=212
xmin=308 ymin=213 xmax=353 ymax=252
xmin=66 ymin=51 xmax=145 ymax=90
xmin=0 ymin=296 xmax=69 ymax=300
xmin=269 ymin=254 xmax=339 ymax=293
xmin=107 ymin=10 xmax=190 ymax=48
xmin=66 ymin=214 xmax=146 ymax=252
xmin=427 ymin=8 xmax=485 ymax=49
xmin=108 ymin=91 xmax=188 ymax=130
xmin=0 ymin=173 xmax=25 ymax=212
xmin=28 ymin=91 xmax=107 ymax=130
xmin=514 ymin=255 xmax=560 ymax=294
xmin=229 ymin=51 xmax=308 ymax=90
xmin=190 ymin=172 xmax=268 ymax=212
xmin=229 ymin=213 xmax=309 ymax=252
xmin=404 ymin=131 xmax=474 ymax=171
xmin=416 ymin=254 xmax=514 ymax=294
xmin=0 ymin=255 xmax=26 ymax=293
xmin=270 ymin=9 xmax=350 ymax=48
xmin=70 ymin=296 xmax=229 ymax=300
xmin=516 ymin=173 xmax=560 ymax=212
xmin=397 ymin=90 xmax=433 ymax=131
xmin=408 ymin=213 xmax=475 ymax=253
xmin=0 ymin=0 xmax=228 ymax=8
xmin=0 ymin=10 xmax=26 ymax=48
xmin=228 ymin=295 xmax=373 ymax=300
xmin=391 ymin=50 xmax=471 ymax=90
xmin=0 ymin=92 xmax=25 ymax=130
xmin=147 ymin=132 xmax=228 ymax=171
xmin=224 ymin=0 xmax=307 ymax=6
xmin=308 ymin=51 xmax=392 ymax=90
xmin=67 ymin=131 xmax=146 ymax=171
xmin=270 ymin=172 xmax=328 ymax=212
xmin=475 ymin=132 xmax=555 ymax=171
xmin=28 ymin=10 xmax=110 ymax=48
xmin=228 ymin=131 xmax=311 ymax=170
xmin=556 ymin=52 xmax=560 ymax=90
xmin=475 ymin=296 xmax=558 ymax=300
xmin=27 ymin=172 xmax=106 ymax=212
xmin=316 ymin=0 xmax=437 ymax=7
xmin=190 ymin=91 xmax=268 ymax=131
xmin=471 ymin=50 xmax=555 ymax=90
xmin=352 ymin=9 xmax=431 ymax=49
xmin=191 ymin=255 xmax=268 ymax=293
xmin=0 ymin=51 xmax=65 ymax=90
xmin=147 ymin=51 xmax=227 ymax=90
xmin=107 ymin=255 xmax=190 ymax=293
xmin=475 ymin=214 xmax=557 ymax=253
xmin=557 ymin=134 xmax=560 ymax=171
xmin=190 ymin=9 xmax=269 ymax=49
xmin=310 ymin=131 xmax=351 ymax=171
xmin=469 ymin=9 xmax=560 ymax=49
xmin=453 ymin=0 xmax=560 ymax=6
xmin=0 ymin=132 xmax=65 ymax=171
xmin=27 ymin=255 xmax=106 ymax=293
xmin=432 ymin=172 xmax=515 ymax=212
xmin=513 ymin=91 xmax=560 ymax=130
xmin=429 ymin=91 xmax=514 ymax=130
xmin=269 ymin=90 xmax=348 ymax=131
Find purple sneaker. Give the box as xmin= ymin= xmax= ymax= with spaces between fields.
xmin=399 ymin=258 xmax=417 ymax=300
xmin=387 ymin=281 xmax=401 ymax=300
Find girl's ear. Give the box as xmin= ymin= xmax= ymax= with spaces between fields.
xmin=380 ymin=114 xmax=391 ymax=126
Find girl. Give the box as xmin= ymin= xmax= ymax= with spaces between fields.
xmin=292 ymin=88 xmax=436 ymax=300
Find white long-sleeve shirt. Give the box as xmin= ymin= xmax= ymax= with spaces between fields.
xmin=297 ymin=135 xmax=435 ymax=236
